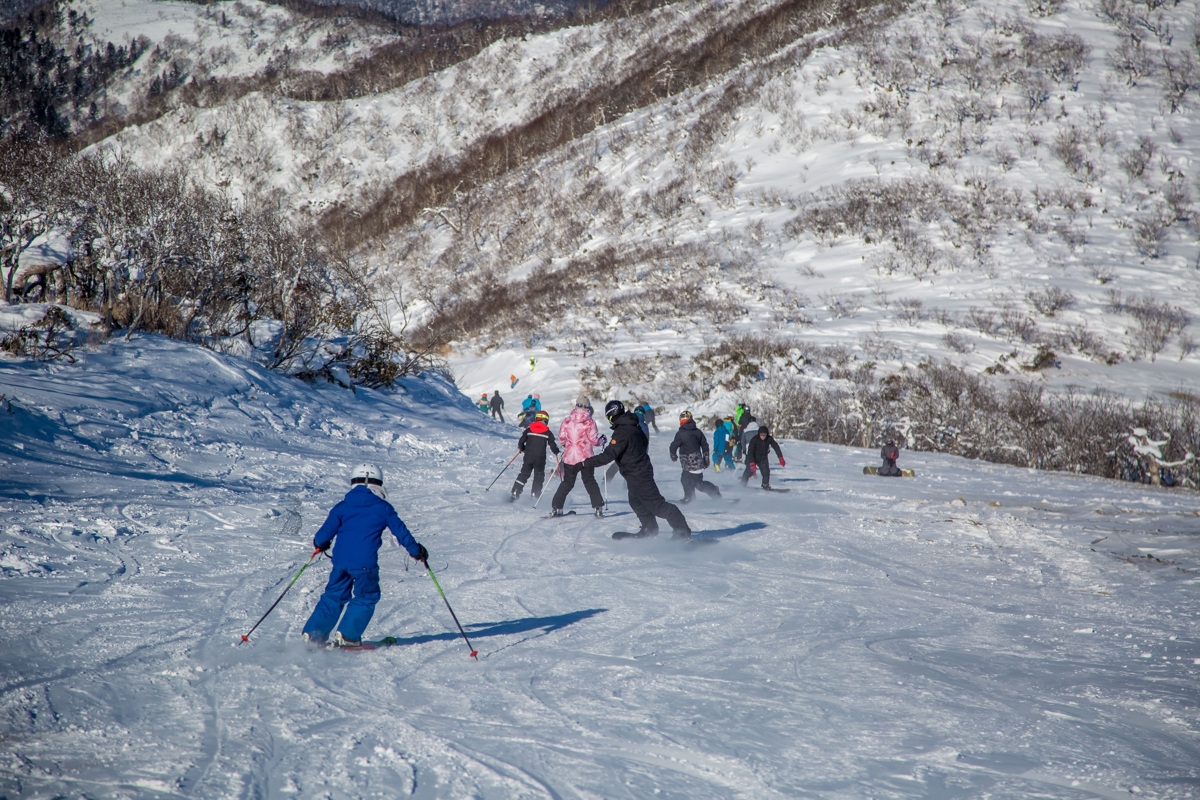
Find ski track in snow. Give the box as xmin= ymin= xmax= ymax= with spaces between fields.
xmin=2 ymin=335 xmax=1199 ymax=799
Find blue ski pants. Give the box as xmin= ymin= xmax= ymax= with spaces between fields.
xmin=302 ymin=564 xmax=381 ymax=641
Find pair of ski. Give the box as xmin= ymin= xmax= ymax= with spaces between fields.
xmin=325 ymin=636 xmax=400 ymax=652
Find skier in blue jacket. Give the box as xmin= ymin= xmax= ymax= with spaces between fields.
xmin=301 ymin=464 xmax=428 ymax=648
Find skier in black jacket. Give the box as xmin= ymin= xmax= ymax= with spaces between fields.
xmin=510 ymin=410 xmax=560 ymax=501
xmin=583 ymin=400 xmax=691 ymax=538
xmin=669 ymin=410 xmax=721 ymax=503
xmin=740 ymin=425 xmax=785 ymax=490
xmin=489 ymin=391 xmax=505 ymax=422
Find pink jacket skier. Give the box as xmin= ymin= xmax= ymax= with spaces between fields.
xmin=550 ymin=396 xmax=607 ymax=516
xmin=558 ymin=404 xmax=604 ymax=465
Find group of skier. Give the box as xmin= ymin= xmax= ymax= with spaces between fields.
xmin=294 ymin=392 xmax=902 ymax=650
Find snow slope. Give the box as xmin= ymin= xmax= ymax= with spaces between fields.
xmin=2 ymin=335 xmax=1199 ymax=798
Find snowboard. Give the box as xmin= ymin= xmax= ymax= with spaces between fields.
xmin=545 ymin=510 xmax=577 ymax=518
xmin=761 ymin=486 xmax=791 ymax=493
xmin=612 ymin=531 xmax=717 ymax=545
xmin=863 ymin=466 xmax=916 ymax=477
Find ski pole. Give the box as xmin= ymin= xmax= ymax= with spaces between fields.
xmin=240 ymin=547 xmax=321 ymax=643
xmin=423 ymin=561 xmax=478 ymax=659
xmin=603 ymin=467 xmax=608 ymax=509
xmin=532 ymin=453 xmax=562 ymax=509
xmin=485 ymin=451 xmax=521 ymax=492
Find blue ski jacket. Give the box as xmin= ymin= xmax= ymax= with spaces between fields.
xmin=713 ymin=422 xmax=732 ymax=455
xmin=313 ymin=485 xmax=421 ymax=569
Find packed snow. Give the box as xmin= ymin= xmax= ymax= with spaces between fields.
xmin=2 ymin=333 xmax=1199 ymax=798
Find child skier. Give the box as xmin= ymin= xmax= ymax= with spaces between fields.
xmin=510 ymin=410 xmax=560 ymax=501
xmin=670 ymin=410 xmax=721 ymax=502
xmin=477 ymin=393 xmax=489 ymax=413
xmin=740 ymin=425 xmax=785 ymax=490
xmin=550 ymin=395 xmax=607 ymax=517
xmin=301 ymin=464 xmax=428 ymax=648
xmin=712 ymin=416 xmax=736 ymax=472
xmin=583 ymin=400 xmax=691 ymax=538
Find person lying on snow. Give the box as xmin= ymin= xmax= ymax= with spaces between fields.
xmin=302 ymin=464 xmax=428 ymax=649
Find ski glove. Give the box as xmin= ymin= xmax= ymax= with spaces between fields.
xmin=413 ymin=544 xmax=429 ymax=564
xmin=778 ymin=457 xmax=785 ymax=467
xmin=750 ymin=463 xmax=757 ymax=473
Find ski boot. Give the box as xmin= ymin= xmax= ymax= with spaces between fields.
xmin=594 ymin=507 xmax=604 ymax=518
xmin=670 ymin=528 xmax=692 ymax=540
xmin=331 ymin=631 xmax=363 ymax=649
xmin=549 ymin=508 xmax=565 ymax=517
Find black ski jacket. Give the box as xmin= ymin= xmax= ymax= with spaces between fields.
xmin=745 ymin=432 xmax=783 ymax=464
xmin=669 ymin=420 xmax=710 ymax=464
xmin=490 ymin=393 xmax=504 ymax=410
xmin=518 ymin=421 xmax=559 ymax=462
xmin=881 ymin=443 xmax=899 ymax=463
xmin=583 ymin=412 xmax=655 ymax=484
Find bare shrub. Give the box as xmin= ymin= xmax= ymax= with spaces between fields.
xmin=893 ymin=297 xmax=924 ymax=325
xmin=1025 ymin=0 xmax=1065 ymax=17
xmin=1126 ymin=295 xmax=1190 ymax=360
xmin=821 ymin=292 xmax=865 ymax=318
xmin=1051 ymin=124 xmax=1094 ymax=179
xmin=1119 ymin=135 xmax=1156 ymax=180
xmin=1026 ymin=285 xmax=1076 ymax=316
xmin=1110 ymin=35 xmax=1156 ymax=84
xmin=1131 ymin=207 xmax=1173 ymax=257
xmin=942 ymin=331 xmax=973 ymax=353
xmin=967 ymin=306 xmax=999 ymax=335
xmin=1162 ymin=50 xmax=1200 ymax=113
xmin=997 ymin=301 xmax=1039 ymax=342
xmin=0 ymin=305 xmax=90 ymax=362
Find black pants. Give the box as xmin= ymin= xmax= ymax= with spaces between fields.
xmin=878 ymin=458 xmax=901 ymax=476
xmin=740 ymin=459 xmax=770 ymax=487
xmin=552 ymin=462 xmax=604 ymax=511
xmin=628 ymin=484 xmax=689 ymax=534
xmin=491 ymin=407 xmax=504 ymax=423
xmin=680 ymin=470 xmax=720 ymax=501
xmin=511 ymin=457 xmax=547 ymax=498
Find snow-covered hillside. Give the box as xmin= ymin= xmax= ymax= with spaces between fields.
xmin=2 ymin=335 xmax=1199 ymax=797
xmin=82 ymin=0 xmax=1200 ymax=434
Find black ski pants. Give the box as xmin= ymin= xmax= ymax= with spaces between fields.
xmin=511 ymin=456 xmax=547 ymax=498
xmin=740 ymin=459 xmax=770 ymax=487
xmin=552 ymin=462 xmax=604 ymax=511
xmin=628 ymin=483 xmax=689 ymax=534
xmin=878 ymin=458 xmax=901 ymax=477
xmin=680 ymin=470 xmax=720 ymax=501
xmin=491 ymin=406 xmax=504 ymax=422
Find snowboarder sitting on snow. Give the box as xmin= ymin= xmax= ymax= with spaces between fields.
xmin=510 ymin=410 xmax=560 ymax=502
xmin=550 ymin=395 xmax=607 ymax=518
xmin=583 ymin=400 xmax=691 ymax=538
xmin=489 ymin=390 xmax=505 ymax=422
xmin=301 ymin=464 xmax=428 ymax=648
xmin=740 ymin=425 xmax=785 ymax=490
xmin=671 ymin=410 xmax=721 ymax=503
xmin=878 ymin=438 xmax=902 ymax=477
xmin=713 ymin=416 xmax=736 ymax=471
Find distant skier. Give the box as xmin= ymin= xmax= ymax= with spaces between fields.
xmin=878 ymin=438 xmax=902 ymax=477
xmin=733 ymin=403 xmax=756 ymax=461
xmin=583 ymin=400 xmax=691 ymax=538
xmin=638 ymin=402 xmax=658 ymax=433
xmin=510 ymin=410 xmax=560 ymax=502
xmin=510 ymin=373 xmax=517 ymax=389
xmin=550 ymin=395 xmax=607 ymax=517
xmin=301 ymin=464 xmax=428 ymax=648
xmin=712 ymin=415 xmax=736 ymax=472
xmin=670 ymin=410 xmax=720 ymax=503
xmin=529 ymin=356 xmax=537 ymax=372
xmin=519 ymin=394 xmax=540 ymax=429
xmin=489 ymin=390 xmax=505 ymax=422
xmin=740 ymin=425 xmax=785 ymax=490
xmin=477 ymin=393 xmax=489 ymax=413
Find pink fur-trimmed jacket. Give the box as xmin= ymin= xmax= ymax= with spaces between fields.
xmin=558 ymin=406 xmax=603 ymax=465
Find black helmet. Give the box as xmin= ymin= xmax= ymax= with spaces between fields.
xmin=604 ymin=399 xmax=625 ymax=422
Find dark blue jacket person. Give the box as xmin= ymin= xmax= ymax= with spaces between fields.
xmin=301 ymin=464 xmax=428 ymax=648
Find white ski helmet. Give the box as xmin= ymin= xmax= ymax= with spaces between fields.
xmin=350 ymin=464 xmax=386 ymax=498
